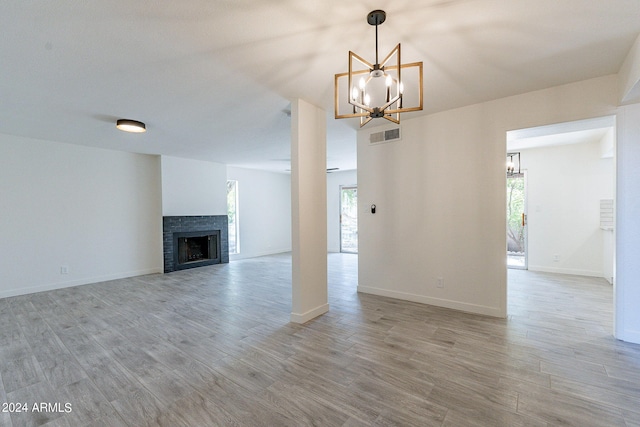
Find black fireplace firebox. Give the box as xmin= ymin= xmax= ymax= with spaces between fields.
xmin=173 ymin=230 xmax=221 ymax=271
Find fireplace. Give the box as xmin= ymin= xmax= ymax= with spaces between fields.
xmin=163 ymin=216 xmax=229 ymax=273
xmin=173 ymin=230 xmax=221 ymax=270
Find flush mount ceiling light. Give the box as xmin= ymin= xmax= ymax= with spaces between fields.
xmin=334 ymin=10 xmax=423 ymax=127
xmin=116 ymin=119 xmax=146 ymax=133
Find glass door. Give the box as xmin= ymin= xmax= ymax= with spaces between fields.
xmin=507 ymin=173 xmax=527 ymax=269
xmin=340 ymin=185 xmax=358 ymax=253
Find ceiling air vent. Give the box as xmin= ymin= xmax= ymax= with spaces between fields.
xmin=369 ymin=127 xmax=401 ymax=145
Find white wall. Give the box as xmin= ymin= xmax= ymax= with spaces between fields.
xmin=521 ymin=140 xmax=614 ymax=277
xmin=226 ymin=166 xmax=291 ymax=259
xmin=619 ymin=33 xmax=640 ymax=103
xmin=161 ymin=156 xmax=227 ymax=216
xmin=327 ymin=170 xmax=357 ymax=253
xmin=358 ymin=75 xmax=619 ymax=318
xmin=0 ymin=134 xmax=162 ymax=298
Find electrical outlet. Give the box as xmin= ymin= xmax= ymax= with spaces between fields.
xmin=437 ymin=277 xmax=444 ymax=288
xmin=553 ymin=254 xmax=560 ymax=262
xmin=60 ymin=266 xmax=69 ymax=275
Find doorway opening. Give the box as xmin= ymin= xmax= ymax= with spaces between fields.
xmin=340 ymin=185 xmax=358 ymax=253
xmin=505 ymin=115 xmax=616 ymax=322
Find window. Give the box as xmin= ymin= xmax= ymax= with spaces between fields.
xmin=340 ymin=185 xmax=358 ymax=253
xmin=227 ymin=180 xmax=239 ymax=254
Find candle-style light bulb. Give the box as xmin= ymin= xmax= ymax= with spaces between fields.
xmin=351 ymin=86 xmax=359 ymax=113
xmin=364 ymin=93 xmax=371 ymax=106
xmin=359 ymin=77 xmax=366 ymax=108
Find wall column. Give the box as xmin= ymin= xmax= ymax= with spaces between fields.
xmin=615 ymin=103 xmax=640 ymax=344
xmin=290 ymin=98 xmax=328 ymax=324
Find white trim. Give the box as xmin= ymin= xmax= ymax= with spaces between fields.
xmin=357 ymin=285 xmax=505 ymax=318
xmin=290 ymin=303 xmax=330 ymax=324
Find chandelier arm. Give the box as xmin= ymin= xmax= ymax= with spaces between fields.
xmin=349 ymin=51 xmax=374 ymax=70
xmin=379 ymin=94 xmax=402 ymax=111
xmin=382 ymin=114 xmax=400 ymax=125
xmin=379 ymin=44 xmax=401 ymax=68
xmin=349 ymin=100 xmax=374 ymax=113
xmin=385 ymin=105 xmax=423 ymax=114
xmin=360 ymin=116 xmax=373 ymax=127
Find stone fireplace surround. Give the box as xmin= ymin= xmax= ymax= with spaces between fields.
xmin=163 ymin=215 xmax=229 ymax=273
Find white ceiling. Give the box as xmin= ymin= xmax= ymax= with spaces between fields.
xmin=1 ymin=1 xmax=639 ymax=173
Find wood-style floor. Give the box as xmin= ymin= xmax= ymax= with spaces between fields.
xmin=1 ymin=253 xmax=639 ymax=426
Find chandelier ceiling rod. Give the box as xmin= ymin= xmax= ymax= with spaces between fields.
xmin=368 ymin=10 xmax=386 ymax=78
xmin=371 ymin=11 xmax=384 ymax=67
xmin=375 ymin=20 xmax=379 ymax=65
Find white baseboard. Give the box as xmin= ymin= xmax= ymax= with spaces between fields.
xmin=0 ymin=267 xmax=162 ymax=299
xmin=357 ymin=285 xmax=505 ymax=318
xmin=290 ymin=303 xmax=330 ymax=324
xmin=615 ymin=327 xmax=640 ymax=345
xmin=528 ymin=265 xmax=604 ymax=278
xmin=230 ymin=248 xmax=291 ymax=261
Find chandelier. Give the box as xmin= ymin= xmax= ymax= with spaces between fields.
xmin=334 ymin=10 xmax=423 ymax=127
xmin=507 ymin=152 xmax=521 ymax=175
